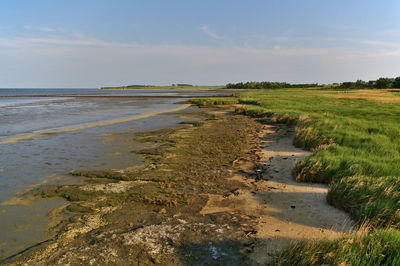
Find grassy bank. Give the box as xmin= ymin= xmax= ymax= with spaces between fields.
xmin=192 ymin=88 xmax=400 ymax=264
xmin=272 ymin=229 xmax=400 ymax=265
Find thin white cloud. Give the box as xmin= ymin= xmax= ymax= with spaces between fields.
xmin=23 ymin=25 xmax=57 ymax=32
xmin=0 ymin=36 xmax=331 ymax=58
xmin=250 ymin=34 xmax=400 ymax=50
xmin=1 ymin=33 xmax=400 ymax=87
xmin=361 ymin=39 xmax=400 ymax=48
xmin=1 ymin=33 xmax=399 ymax=61
xmin=25 ymin=37 xmax=115 ymax=47
xmin=199 ymin=25 xmax=224 ymax=40
xmin=0 ymin=37 xmax=117 ymax=49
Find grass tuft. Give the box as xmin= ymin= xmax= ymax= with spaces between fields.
xmin=272 ymin=229 xmax=400 ymax=265
xmin=190 ymin=97 xmax=238 ymax=107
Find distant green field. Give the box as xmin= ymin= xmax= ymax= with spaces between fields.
xmin=192 ymin=88 xmax=400 ymax=264
xmin=100 ymin=85 xmax=225 ymax=90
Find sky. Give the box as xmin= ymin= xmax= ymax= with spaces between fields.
xmin=0 ymin=0 xmax=399 ymax=88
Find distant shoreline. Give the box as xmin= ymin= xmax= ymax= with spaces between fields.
xmin=0 ymin=94 xmax=235 ymax=99
xmin=100 ymin=85 xmax=225 ymax=90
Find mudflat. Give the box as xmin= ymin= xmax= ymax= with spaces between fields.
xmin=4 ymin=106 xmax=352 ymax=265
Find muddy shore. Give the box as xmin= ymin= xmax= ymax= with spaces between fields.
xmin=3 ymin=105 xmax=352 ymax=265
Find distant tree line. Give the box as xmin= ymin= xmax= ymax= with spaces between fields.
xmin=126 ymin=85 xmax=155 ymax=88
xmin=225 ymin=77 xmax=400 ymax=90
xmin=225 ymin=81 xmax=321 ymax=90
xmin=101 ymin=85 xmax=156 ymax=89
xmin=340 ymin=77 xmax=400 ymax=89
xmin=172 ymin=84 xmax=193 ymax=87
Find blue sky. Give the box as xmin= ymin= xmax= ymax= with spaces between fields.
xmin=0 ymin=0 xmax=399 ymax=87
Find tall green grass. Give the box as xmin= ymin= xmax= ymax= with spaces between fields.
xmin=230 ymin=89 xmax=400 ymax=227
xmin=190 ymin=97 xmax=238 ymax=107
xmin=272 ymin=229 xmax=400 ymax=266
xmin=192 ymin=88 xmax=400 ymax=264
xmin=328 ymin=176 xmax=400 ymax=228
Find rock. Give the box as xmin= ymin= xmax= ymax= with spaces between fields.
xmin=159 ymin=208 xmax=167 ymax=214
xmin=241 ymin=247 xmax=253 ymax=254
xmin=244 ymin=229 xmax=257 ymax=237
xmin=152 ymin=257 xmax=161 ymax=264
xmin=223 ymin=188 xmax=240 ymax=198
xmin=231 ymin=188 xmax=240 ymax=196
xmin=242 ymin=239 xmax=255 ymax=247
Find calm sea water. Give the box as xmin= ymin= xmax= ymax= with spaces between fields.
xmin=0 ymin=88 xmax=230 ymax=260
xmin=0 ymin=88 xmax=227 ymax=97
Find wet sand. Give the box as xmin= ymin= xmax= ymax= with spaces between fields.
xmin=200 ymin=122 xmax=354 ymax=264
xmin=0 ymin=94 xmax=200 ymax=259
xmin=0 ymin=104 xmax=190 ymax=145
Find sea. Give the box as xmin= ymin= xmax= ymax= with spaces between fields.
xmin=0 ymin=88 xmax=231 ymax=260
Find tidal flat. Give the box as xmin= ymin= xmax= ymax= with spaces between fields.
xmin=5 ymin=106 xmax=269 ymax=265
xmin=0 ymin=89 xmax=236 ymax=261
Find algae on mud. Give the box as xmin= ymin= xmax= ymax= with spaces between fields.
xmin=5 ymin=107 xmax=265 ymax=265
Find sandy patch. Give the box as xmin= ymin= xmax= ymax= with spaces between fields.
xmin=200 ymin=122 xmax=354 ymax=264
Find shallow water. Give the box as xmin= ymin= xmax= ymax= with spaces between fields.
xmin=0 ymin=88 xmax=228 ymax=259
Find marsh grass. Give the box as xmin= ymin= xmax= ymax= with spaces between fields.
xmin=195 ymin=88 xmax=400 ymax=227
xmin=190 ymin=97 xmax=239 ymax=107
xmin=328 ymin=176 xmax=400 ymax=228
xmin=192 ymin=88 xmax=400 ymax=264
xmin=272 ymin=228 xmax=400 ymax=266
